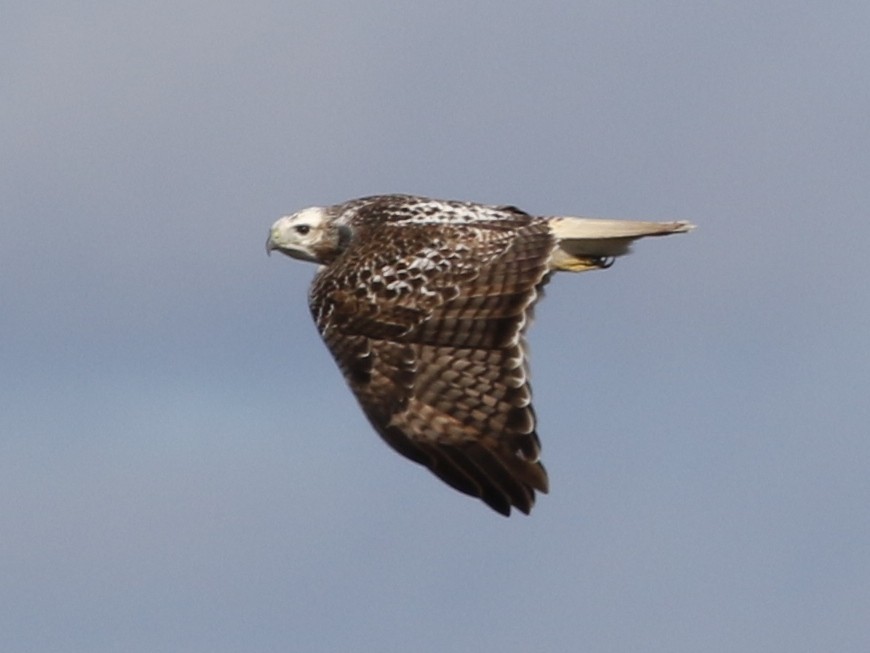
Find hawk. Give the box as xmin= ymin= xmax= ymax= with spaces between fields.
xmin=266 ymin=194 xmax=692 ymax=516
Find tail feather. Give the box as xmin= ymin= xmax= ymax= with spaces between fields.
xmin=547 ymin=216 xmax=693 ymax=271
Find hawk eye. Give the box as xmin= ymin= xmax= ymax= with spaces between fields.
xmin=294 ymin=224 xmax=311 ymax=235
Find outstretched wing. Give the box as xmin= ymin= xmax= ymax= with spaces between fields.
xmin=310 ymin=215 xmax=556 ymax=515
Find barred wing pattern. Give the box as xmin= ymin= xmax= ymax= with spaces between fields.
xmin=310 ymin=208 xmax=555 ymax=515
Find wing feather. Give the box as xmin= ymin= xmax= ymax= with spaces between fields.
xmin=310 ymin=208 xmax=556 ymax=515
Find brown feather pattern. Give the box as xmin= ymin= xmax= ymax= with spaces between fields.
xmin=310 ymin=196 xmax=555 ymax=515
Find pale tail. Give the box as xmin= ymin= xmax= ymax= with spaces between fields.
xmin=548 ymin=216 xmax=694 ymax=272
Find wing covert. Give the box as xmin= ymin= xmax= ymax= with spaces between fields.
xmin=309 ymin=216 xmax=556 ymax=515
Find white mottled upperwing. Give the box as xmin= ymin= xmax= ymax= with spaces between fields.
xmin=308 ymin=196 xmax=556 ymax=515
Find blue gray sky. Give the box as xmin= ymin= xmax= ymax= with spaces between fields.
xmin=3 ymin=2 xmax=869 ymax=651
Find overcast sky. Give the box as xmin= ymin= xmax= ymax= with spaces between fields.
xmin=3 ymin=2 xmax=869 ymax=652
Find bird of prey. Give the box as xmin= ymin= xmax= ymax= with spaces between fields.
xmin=267 ymin=194 xmax=692 ymax=516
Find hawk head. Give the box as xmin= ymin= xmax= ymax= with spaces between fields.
xmin=266 ymin=206 xmax=352 ymax=264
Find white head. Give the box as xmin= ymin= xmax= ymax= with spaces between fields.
xmin=266 ymin=207 xmax=332 ymax=263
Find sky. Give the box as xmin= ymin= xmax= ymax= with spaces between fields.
xmin=3 ymin=2 xmax=869 ymax=651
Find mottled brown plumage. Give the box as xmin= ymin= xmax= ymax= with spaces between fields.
xmin=267 ymin=194 xmax=692 ymax=515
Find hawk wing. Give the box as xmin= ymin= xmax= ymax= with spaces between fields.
xmin=310 ymin=213 xmax=555 ymax=515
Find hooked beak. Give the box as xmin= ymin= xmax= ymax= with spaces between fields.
xmin=266 ymin=223 xmax=286 ymax=257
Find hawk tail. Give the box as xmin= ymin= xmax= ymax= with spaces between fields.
xmin=548 ymin=216 xmax=694 ymax=272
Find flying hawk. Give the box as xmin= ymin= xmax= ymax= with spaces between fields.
xmin=267 ymin=194 xmax=692 ymax=516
